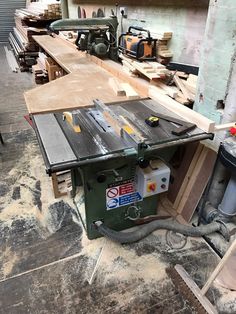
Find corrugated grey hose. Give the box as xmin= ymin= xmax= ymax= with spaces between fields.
xmin=94 ymin=220 xmax=224 ymax=244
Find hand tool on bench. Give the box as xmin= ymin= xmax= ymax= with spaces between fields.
xmin=145 ymin=112 xmax=196 ymax=136
xmin=32 ymin=98 xmax=214 ymax=240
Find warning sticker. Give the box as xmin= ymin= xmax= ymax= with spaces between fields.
xmin=106 ymin=181 xmax=142 ymax=210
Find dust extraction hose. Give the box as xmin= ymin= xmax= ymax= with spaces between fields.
xmin=94 ymin=220 xmax=225 ymax=244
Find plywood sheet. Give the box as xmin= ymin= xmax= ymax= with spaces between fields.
xmin=24 ymin=69 xmax=128 ymax=114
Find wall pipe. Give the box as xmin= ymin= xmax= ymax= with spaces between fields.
xmin=60 ymin=0 xmax=69 ymax=19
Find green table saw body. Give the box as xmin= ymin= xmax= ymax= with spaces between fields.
xmin=32 ymin=99 xmax=213 ymax=240
xmin=72 ymin=147 xmax=175 ymax=239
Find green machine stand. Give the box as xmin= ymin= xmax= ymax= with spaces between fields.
xmin=32 ymin=99 xmax=213 ymax=240
xmin=72 ymin=150 xmax=172 ymax=240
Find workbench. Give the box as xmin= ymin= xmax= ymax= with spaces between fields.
xmin=31 ymin=35 xmax=91 ymax=73
xmin=24 ymin=35 xmax=149 ymax=114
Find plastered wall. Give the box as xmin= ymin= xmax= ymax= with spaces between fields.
xmin=67 ymin=0 xmax=209 ymax=66
xmin=194 ymin=0 xmax=236 ymax=123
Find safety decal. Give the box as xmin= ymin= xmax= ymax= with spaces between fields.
xmin=106 ymin=181 xmax=142 ymax=210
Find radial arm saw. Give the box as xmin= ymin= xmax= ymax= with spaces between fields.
xmin=50 ymin=16 xmax=118 ymax=60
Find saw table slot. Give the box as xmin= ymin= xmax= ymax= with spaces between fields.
xmin=87 ymin=109 xmax=113 ymax=133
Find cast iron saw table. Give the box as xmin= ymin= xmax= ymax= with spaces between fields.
xmin=32 ymin=98 xmax=214 ymax=239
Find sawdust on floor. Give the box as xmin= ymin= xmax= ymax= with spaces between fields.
xmin=1 ymin=247 xmax=19 ymax=278
xmin=0 ymin=142 xmax=73 ymax=234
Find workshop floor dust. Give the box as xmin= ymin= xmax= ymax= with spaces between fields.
xmin=0 ymin=138 xmax=73 ymax=234
xmin=0 ymin=131 xmax=236 ymax=313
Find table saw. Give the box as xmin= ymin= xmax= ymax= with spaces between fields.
xmin=32 ymin=98 xmax=213 ymax=239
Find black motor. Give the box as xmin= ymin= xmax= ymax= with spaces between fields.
xmin=76 ymin=29 xmax=109 ymax=57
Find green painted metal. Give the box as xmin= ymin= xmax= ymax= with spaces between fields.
xmin=73 ymin=147 xmax=175 ymax=239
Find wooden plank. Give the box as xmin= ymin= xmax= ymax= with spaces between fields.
xmin=174 ymin=94 xmax=190 ymax=106
xmin=108 ymin=78 xmax=126 ymax=96
xmin=175 ymin=71 xmax=188 ymax=79
xmin=174 ymin=75 xmax=194 ymax=101
xmin=183 ymin=80 xmax=196 ymax=95
xmin=148 ymin=86 xmax=215 ymax=133
xmin=167 ymin=142 xmax=199 ymax=205
xmin=152 ymin=81 xmax=178 ymax=98
xmin=175 ymin=265 xmax=218 ymax=314
xmin=214 ymin=122 xmax=236 ymax=131
xmin=33 ymin=35 xmax=86 ymax=73
xmin=121 ymin=83 xmax=140 ymax=100
xmin=177 ymin=146 xmax=217 ymax=222
xmin=172 ymin=143 xmax=204 ymax=209
xmin=203 ymin=239 xmax=236 ymax=295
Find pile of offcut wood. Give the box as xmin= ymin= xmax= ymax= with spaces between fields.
xmin=153 ymin=71 xmax=198 ymax=106
xmin=14 ymin=15 xmax=47 ymax=51
xmin=155 ymin=32 xmax=173 ymax=62
xmin=120 ymin=53 xmax=197 ymax=106
xmin=148 ymin=31 xmax=173 ymax=63
xmin=120 ymin=53 xmax=170 ymax=80
xmin=16 ymin=3 xmax=61 ymax=20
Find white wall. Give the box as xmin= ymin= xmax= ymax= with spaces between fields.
xmin=67 ymin=0 xmax=209 ymax=66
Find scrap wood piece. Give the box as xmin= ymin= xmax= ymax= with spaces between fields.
xmin=108 ymin=77 xmax=126 ymax=96
xmin=121 ymin=59 xmax=138 ymax=74
xmin=148 ymin=86 xmax=215 ymax=133
xmin=167 ymin=142 xmax=200 ymax=205
xmin=174 ymin=74 xmax=194 ymax=101
xmin=182 ymin=80 xmax=197 ymax=95
xmin=121 ymin=83 xmax=140 ymax=100
xmin=187 ymin=74 xmax=198 ymax=84
xmin=170 ymin=143 xmax=204 ymax=208
xmin=175 ymin=71 xmax=188 ymax=79
xmin=176 ymin=146 xmax=217 ymax=222
xmin=132 ymin=61 xmax=161 ymax=80
xmin=4 ymin=46 xmax=19 ymax=73
xmin=151 ymin=80 xmax=178 ymax=98
xmin=174 ymin=94 xmax=190 ymax=106
xmin=214 ymin=122 xmax=236 ymax=132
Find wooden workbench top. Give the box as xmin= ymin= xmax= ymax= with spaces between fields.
xmin=24 ymin=69 xmax=130 ymax=114
xmin=25 ymin=35 xmax=137 ymax=113
xmin=32 ymin=35 xmax=85 ymax=73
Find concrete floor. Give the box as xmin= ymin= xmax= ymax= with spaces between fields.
xmin=0 ymin=44 xmax=236 ymax=314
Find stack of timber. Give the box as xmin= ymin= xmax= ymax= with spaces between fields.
xmin=153 ymin=32 xmax=173 ymax=63
xmin=16 ymin=3 xmax=61 ymax=21
xmin=14 ymin=15 xmax=47 ymax=51
xmin=120 ymin=53 xmax=170 ymax=80
xmin=9 ymin=2 xmax=61 ymax=71
xmin=9 ymin=28 xmax=39 ymax=72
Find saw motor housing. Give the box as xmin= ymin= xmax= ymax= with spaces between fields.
xmin=76 ymin=27 xmax=109 ymax=58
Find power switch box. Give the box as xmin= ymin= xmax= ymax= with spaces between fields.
xmin=135 ymin=160 xmax=170 ymax=198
